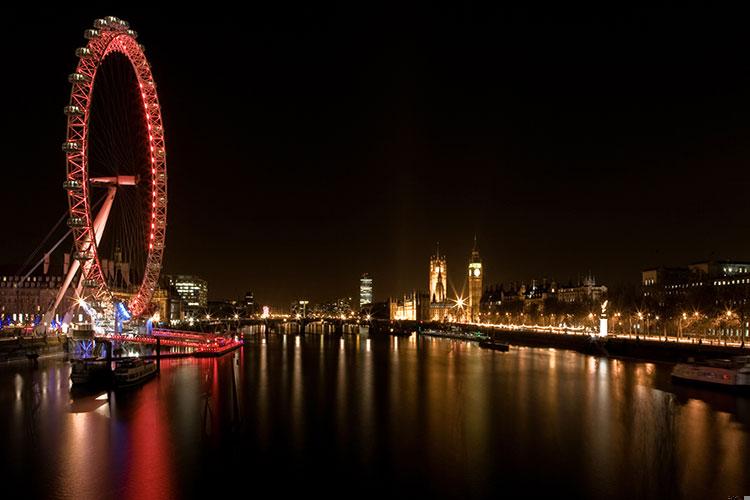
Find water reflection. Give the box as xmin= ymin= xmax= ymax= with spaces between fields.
xmin=0 ymin=337 xmax=748 ymax=498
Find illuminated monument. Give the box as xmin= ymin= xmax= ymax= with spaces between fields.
xmin=468 ymin=237 xmax=482 ymax=322
xmin=429 ymin=244 xmax=449 ymax=321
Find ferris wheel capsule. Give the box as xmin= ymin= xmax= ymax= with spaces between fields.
xmin=67 ymin=217 xmax=85 ymax=228
xmin=84 ymin=29 xmax=100 ymax=40
xmin=75 ymin=47 xmax=92 ymax=58
xmin=62 ymin=140 xmax=81 ymax=153
xmin=63 ymin=105 xmax=83 ymax=116
xmin=73 ymin=251 xmax=94 ymax=261
xmin=68 ymin=73 xmax=90 ymax=84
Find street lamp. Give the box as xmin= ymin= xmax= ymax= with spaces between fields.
xmin=613 ymin=312 xmax=621 ymax=335
xmin=679 ymin=312 xmax=687 ymax=340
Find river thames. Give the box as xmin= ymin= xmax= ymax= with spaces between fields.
xmin=2 ymin=333 xmax=749 ymax=499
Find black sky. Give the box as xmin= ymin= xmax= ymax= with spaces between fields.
xmin=3 ymin=6 xmax=750 ymax=307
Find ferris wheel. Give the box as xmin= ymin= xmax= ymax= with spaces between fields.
xmin=54 ymin=16 xmax=167 ymax=326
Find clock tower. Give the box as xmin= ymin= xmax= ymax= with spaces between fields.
xmin=468 ymin=237 xmax=482 ymax=323
xmin=429 ymin=244 xmax=449 ymax=321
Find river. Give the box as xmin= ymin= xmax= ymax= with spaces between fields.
xmin=1 ymin=333 xmax=749 ymax=499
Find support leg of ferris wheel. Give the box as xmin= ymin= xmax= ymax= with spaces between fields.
xmin=41 ymin=178 xmax=133 ymax=333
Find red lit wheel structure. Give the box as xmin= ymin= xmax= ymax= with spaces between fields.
xmin=61 ymin=16 xmax=167 ymax=321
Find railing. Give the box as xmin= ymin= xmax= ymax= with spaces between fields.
xmin=98 ymin=328 xmax=243 ymax=353
xmin=152 ymin=329 xmax=212 ymax=341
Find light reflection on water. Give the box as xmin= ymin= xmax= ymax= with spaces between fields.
xmin=0 ymin=334 xmax=748 ymax=499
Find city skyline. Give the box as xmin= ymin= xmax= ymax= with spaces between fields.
xmin=1 ymin=12 xmax=750 ymax=499
xmin=3 ymin=7 xmax=750 ymax=306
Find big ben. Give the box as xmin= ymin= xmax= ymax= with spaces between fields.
xmin=468 ymin=238 xmax=482 ymax=322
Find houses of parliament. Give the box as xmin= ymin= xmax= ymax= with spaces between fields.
xmin=389 ymin=240 xmax=482 ymax=322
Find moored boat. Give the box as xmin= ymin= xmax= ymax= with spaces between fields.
xmin=70 ymin=359 xmax=111 ymax=386
xmin=671 ymin=356 xmax=750 ymax=389
xmin=479 ymin=339 xmax=510 ymax=352
xmin=421 ymin=329 xmax=488 ymax=341
xmin=113 ymin=358 xmax=157 ymax=388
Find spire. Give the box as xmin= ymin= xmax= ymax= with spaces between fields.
xmin=470 ymin=234 xmax=480 ymax=262
xmin=436 ymin=241 xmax=440 ymax=259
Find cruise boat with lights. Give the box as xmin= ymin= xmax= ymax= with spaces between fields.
xmin=113 ymin=357 xmax=157 ymax=388
xmin=671 ymin=356 xmax=750 ymax=389
xmin=421 ymin=328 xmax=488 ymax=341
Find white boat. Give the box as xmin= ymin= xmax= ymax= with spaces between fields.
xmin=671 ymin=356 xmax=750 ymax=389
xmin=113 ymin=358 xmax=157 ymax=388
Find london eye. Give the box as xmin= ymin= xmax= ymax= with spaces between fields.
xmin=55 ymin=16 xmax=167 ymax=331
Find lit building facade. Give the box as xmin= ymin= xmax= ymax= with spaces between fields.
xmin=0 ymin=273 xmax=71 ymax=326
xmin=641 ymin=260 xmax=750 ymax=339
xmin=482 ymin=275 xmax=607 ymax=316
xmin=166 ymin=275 xmax=208 ymax=311
xmin=642 ymin=260 xmax=750 ymax=304
xmin=389 ymin=291 xmax=430 ymax=321
xmin=429 ymin=246 xmax=449 ymax=321
xmin=360 ymin=273 xmax=373 ymax=308
xmin=557 ymin=274 xmax=607 ymax=304
xmin=468 ymin=241 xmax=482 ymax=322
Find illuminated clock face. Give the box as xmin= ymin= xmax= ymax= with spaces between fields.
xmin=472 ymin=268 xmax=481 ymax=277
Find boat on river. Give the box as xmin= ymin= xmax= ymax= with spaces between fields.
xmin=113 ymin=358 xmax=157 ymax=388
xmin=421 ymin=329 xmax=488 ymax=341
xmin=70 ymin=359 xmax=111 ymax=386
xmin=479 ymin=339 xmax=510 ymax=352
xmin=671 ymin=356 xmax=750 ymax=389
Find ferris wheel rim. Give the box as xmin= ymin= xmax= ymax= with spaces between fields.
xmin=63 ymin=16 xmax=167 ymax=319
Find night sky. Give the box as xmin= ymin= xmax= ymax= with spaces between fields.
xmin=3 ymin=7 xmax=750 ymax=307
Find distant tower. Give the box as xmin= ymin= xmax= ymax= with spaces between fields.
xmin=360 ymin=273 xmax=373 ymax=308
xmin=429 ymin=244 xmax=448 ymax=320
xmin=429 ymin=244 xmax=447 ymax=304
xmin=468 ymin=236 xmax=482 ymax=322
xmin=244 ymin=291 xmax=256 ymax=315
